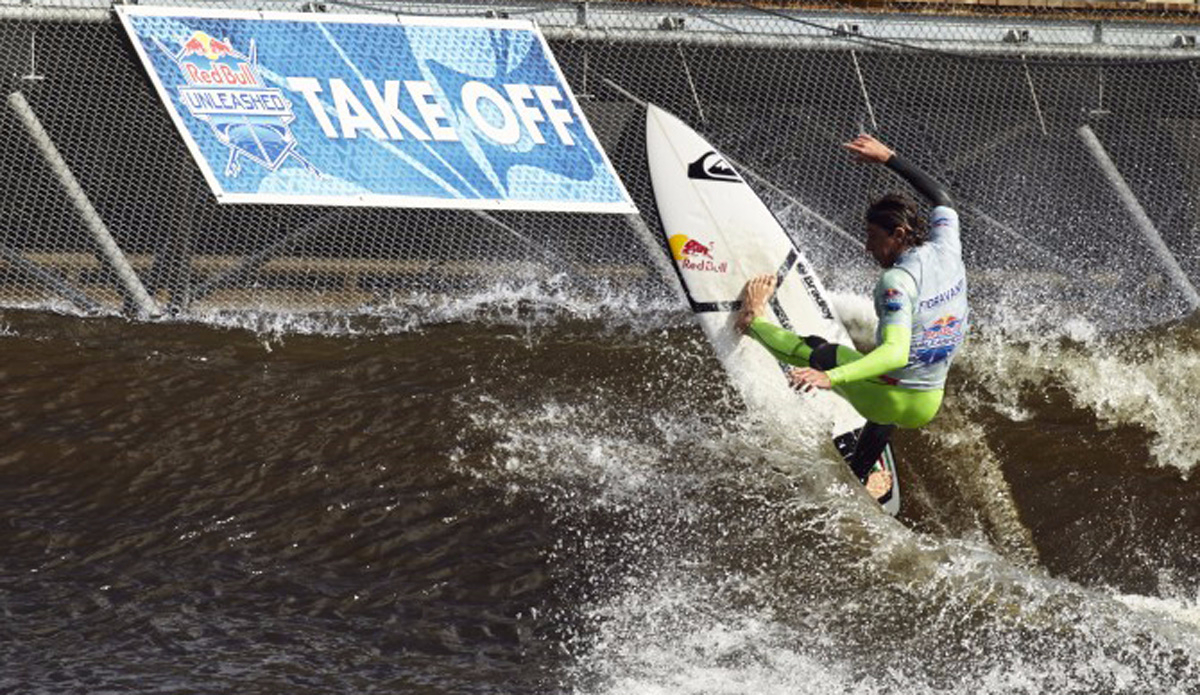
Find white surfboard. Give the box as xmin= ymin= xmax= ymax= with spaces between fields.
xmin=646 ymin=104 xmax=900 ymax=515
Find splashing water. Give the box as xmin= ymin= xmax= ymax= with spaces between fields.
xmin=1 ymin=273 xmax=1198 ymax=693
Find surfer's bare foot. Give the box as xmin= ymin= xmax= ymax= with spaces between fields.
xmin=865 ymin=470 xmax=893 ymax=501
xmin=736 ymin=274 xmax=776 ymax=333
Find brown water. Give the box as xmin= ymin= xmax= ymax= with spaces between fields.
xmin=1 ymin=304 xmax=1198 ymax=694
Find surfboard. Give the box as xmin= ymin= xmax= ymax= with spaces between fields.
xmin=645 ymin=104 xmax=900 ymax=515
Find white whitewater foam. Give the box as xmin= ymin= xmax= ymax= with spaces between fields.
xmin=184 ymin=277 xmax=690 ymax=339
xmin=960 ymin=321 xmax=1200 ymax=477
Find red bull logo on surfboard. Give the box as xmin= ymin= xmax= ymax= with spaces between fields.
xmin=668 ymin=234 xmax=728 ymax=274
xmin=154 ymin=31 xmax=320 ymax=178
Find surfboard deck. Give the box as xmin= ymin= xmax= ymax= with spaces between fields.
xmin=645 ymin=104 xmax=900 ymax=515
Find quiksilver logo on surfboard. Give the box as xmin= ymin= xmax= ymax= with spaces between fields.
xmin=687 ymin=151 xmax=741 ymax=183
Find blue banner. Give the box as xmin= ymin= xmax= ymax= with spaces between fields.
xmin=117 ymin=7 xmax=635 ymax=213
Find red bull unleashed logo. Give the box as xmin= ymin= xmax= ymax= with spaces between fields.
xmin=154 ymin=32 xmax=319 ymax=178
xmin=668 ymin=234 xmax=727 ymax=274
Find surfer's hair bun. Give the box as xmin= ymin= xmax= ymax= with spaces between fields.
xmin=866 ymin=193 xmax=928 ymax=246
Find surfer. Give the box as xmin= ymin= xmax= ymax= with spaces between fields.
xmin=736 ymin=134 xmax=968 ymax=500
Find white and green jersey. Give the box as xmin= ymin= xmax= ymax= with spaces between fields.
xmin=874 ymin=206 xmax=969 ymax=390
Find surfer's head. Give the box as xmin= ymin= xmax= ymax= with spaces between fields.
xmin=865 ymin=193 xmax=926 ymax=267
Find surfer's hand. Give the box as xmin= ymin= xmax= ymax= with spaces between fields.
xmin=843 ymin=134 xmax=893 ymax=164
xmin=788 ymin=367 xmax=832 ymax=392
xmin=736 ymin=274 xmax=776 ymax=334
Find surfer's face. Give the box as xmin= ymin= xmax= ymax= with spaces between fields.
xmin=865 ymin=223 xmax=908 ymax=268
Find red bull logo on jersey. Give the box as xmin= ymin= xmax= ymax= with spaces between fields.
xmin=154 ymin=32 xmax=319 ymax=178
xmin=883 ymin=287 xmax=904 ymax=313
xmin=668 ymin=234 xmax=727 ymax=274
xmin=914 ymin=315 xmax=965 ymax=365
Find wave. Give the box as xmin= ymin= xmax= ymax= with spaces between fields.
xmin=954 ymin=317 xmax=1200 ymax=478
xmin=458 ymin=365 xmax=1200 ymax=693
xmin=2 ymin=295 xmax=1197 ymax=692
xmin=435 ymin=297 xmax=1200 ymax=692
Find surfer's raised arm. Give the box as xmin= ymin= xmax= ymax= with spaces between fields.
xmin=843 ymin=134 xmax=953 ymax=209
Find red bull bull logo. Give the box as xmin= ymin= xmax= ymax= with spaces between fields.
xmin=925 ymin=315 xmax=963 ymax=339
xmin=883 ymin=287 xmax=904 ymax=313
xmin=668 ymin=234 xmax=727 ymax=274
xmin=681 ymin=238 xmax=712 ymax=259
xmin=177 ymin=33 xmax=256 ymax=86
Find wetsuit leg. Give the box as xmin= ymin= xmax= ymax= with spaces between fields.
xmin=848 ymin=422 xmax=895 ymax=482
xmin=805 ymin=338 xmax=895 ymax=479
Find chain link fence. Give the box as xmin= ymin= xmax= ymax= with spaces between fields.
xmin=3 ymin=0 xmax=1200 ymax=326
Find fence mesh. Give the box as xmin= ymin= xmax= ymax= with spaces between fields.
xmin=3 ymin=0 xmax=1200 ymax=326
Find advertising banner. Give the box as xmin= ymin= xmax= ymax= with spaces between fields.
xmin=117 ymin=7 xmax=635 ymax=213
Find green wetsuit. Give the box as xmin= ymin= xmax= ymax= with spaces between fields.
xmin=746 ymin=317 xmax=943 ymax=429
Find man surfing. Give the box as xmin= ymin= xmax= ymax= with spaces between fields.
xmin=736 ymin=134 xmax=968 ymax=501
